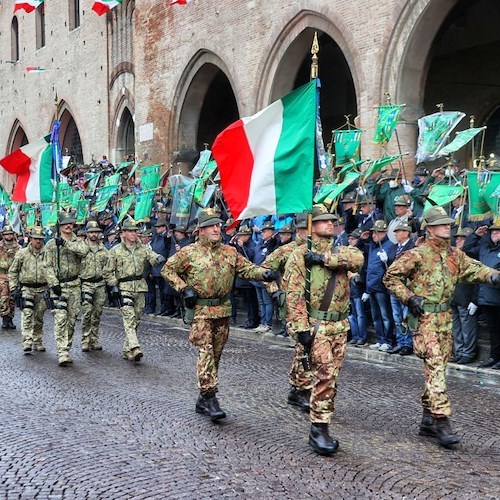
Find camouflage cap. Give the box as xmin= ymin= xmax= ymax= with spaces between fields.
xmin=455 ymin=227 xmax=474 ymax=238
xmin=295 ymin=213 xmax=308 ymax=229
xmin=197 ymin=208 xmax=223 ymax=228
xmin=2 ymin=225 xmax=15 ymax=235
xmin=85 ymin=220 xmax=102 ymax=233
xmin=312 ymin=204 xmax=338 ymax=222
xmin=278 ymin=224 xmax=294 ymax=234
xmin=394 ymin=195 xmax=411 ymax=207
xmin=58 ymin=213 xmax=75 ymax=225
xmin=29 ymin=226 xmax=45 ymax=240
xmin=348 ymin=228 xmax=362 ymax=239
xmin=422 ymin=206 xmax=455 ymax=226
xmin=370 ymin=220 xmax=388 ymax=232
xmin=261 ymin=220 xmax=275 ymax=231
xmin=394 ymin=221 xmax=412 ymax=232
xmin=237 ymin=224 xmax=252 ymax=235
xmin=121 ymin=219 xmax=139 ymax=231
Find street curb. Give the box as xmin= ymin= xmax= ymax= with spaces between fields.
xmin=107 ymin=308 xmax=500 ymax=385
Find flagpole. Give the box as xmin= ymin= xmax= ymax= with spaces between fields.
xmin=53 ymin=92 xmax=62 ymax=281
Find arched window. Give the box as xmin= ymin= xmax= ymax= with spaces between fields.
xmin=69 ymin=0 xmax=80 ymax=31
xmin=11 ymin=17 xmax=20 ymax=62
xmin=36 ymin=4 xmax=46 ymax=49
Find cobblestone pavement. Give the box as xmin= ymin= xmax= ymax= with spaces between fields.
xmin=1 ymin=310 xmax=499 ymax=499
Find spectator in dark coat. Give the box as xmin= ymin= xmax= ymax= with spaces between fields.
xmin=148 ymin=218 xmax=171 ymax=315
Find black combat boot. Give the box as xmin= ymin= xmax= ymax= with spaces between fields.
xmin=195 ymin=393 xmax=226 ymax=421
xmin=435 ymin=417 xmax=460 ymax=446
xmin=1 ymin=316 xmax=9 ymax=329
xmin=287 ymin=387 xmax=310 ymax=412
xmin=6 ymin=318 xmax=16 ymax=329
xmin=309 ymin=423 xmax=339 ymax=456
xmin=419 ymin=408 xmax=438 ymax=437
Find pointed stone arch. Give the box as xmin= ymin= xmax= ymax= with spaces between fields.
xmin=6 ymin=119 xmax=28 ymax=155
xmin=57 ymin=102 xmax=84 ymax=163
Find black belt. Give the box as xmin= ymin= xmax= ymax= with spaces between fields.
xmin=118 ymin=275 xmax=143 ymax=283
xmin=20 ymin=282 xmax=47 ymax=288
xmin=81 ymin=277 xmax=104 ymax=284
xmin=309 ymin=309 xmax=349 ymax=322
xmin=59 ymin=276 xmax=79 ymax=283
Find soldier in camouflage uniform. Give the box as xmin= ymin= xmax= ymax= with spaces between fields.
xmin=284 ymin=205 xmax=364 ymax=455
xmin=8 ymin=227 xmax=47 ymax=353
xmin=161 ymin=208 xmax=276 ymax=421
xmin=0 ymin=225 xmax=21 ymax=329
xmin=107 ymin=219 xmax=165 ymax=362
xmin=80 ymin=221 xmax=114 ymax=352
xmin=45 ymin=215 xmax=90 ymax=366
xmin=384 ymin=207 xmax=500 ymax=447
xmin=263 ymin=214 xmax=312 ymax=411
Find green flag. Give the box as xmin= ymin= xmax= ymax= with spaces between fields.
xmin=71 ymin=190 xmax=82 ymax=209
xmin=337 ymin=159 xmax=367 ymax=178
xmin=363 ymin=155 xmax=402 ymax=178
xmin=76 ymin=200 xmax=90 ymax=224
xmin=191 ymin=149 xmax=212 ymax=178
xmin=467 ymin=171 xmax=492 ymax=219
xmin=314 ymin=172 xmax=361 ymax=204
xmin=140 ymin=165 xmax=161 ymax=191
xmin=193 ymin=178 xmax=205 ymax=205
xmin=482 ymin=172 xmax=500 ymax=216
xmin=423 ymin=184 xmax=464 ymax=212
xmin=200 ymin=184 xmax=217 ymax=208
xmin=92 ymin=186 xmax=117 ymax=212
xmin=57 ymin=183 xmax=73 ymax=209
xmin=439 ymin=127 xmax=486 ymax=156
xmin=169 ymin=174 xmax=195 ymax=227
xmin=84 ymin=172 xmax=101 ymax=196
xmin=116 ymin=161 xmax=133 ymax=173
xmin=104 ymin=173 xmax=121 ymax=187
xmin=26 ymin=208 xmax=37 ymax=229
xmin=118 ymin=194 xmax=135 ymax=222
xmin=334 ymin=130 xmax=361 ymax=166
xmin=134 ymin=191 xmax=154 ymax=222
xmin=372 ymin=104 xmax=402 ymax=144
xmin=201 ymin=160 xmax=218 ymax=182
xmin=41 ymin=203 xmax=58 ymax=228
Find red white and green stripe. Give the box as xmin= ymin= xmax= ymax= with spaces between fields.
xmin=92 ymin=0 xmax=122 ymax=16
xmin=13 ymin=0 xmax=43 ymax=13
xmin=212 ymin=80 xmax=316 ymax=220
xmin=0 ymin=135 xmax=54 ymax=203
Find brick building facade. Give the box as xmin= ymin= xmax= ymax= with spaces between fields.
xmin=1 ymin=0 xmax=499 ymax=189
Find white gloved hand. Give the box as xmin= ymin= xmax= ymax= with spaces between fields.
xmin=467 ymin=302 xmax=478 ymax=315
xmin=377 ymin=250 xmax=388 ymax=263
xmin=402 ymin=180 xmax=414 ymax=193
xmin=361 ymin=293 xmax=370 ymax=302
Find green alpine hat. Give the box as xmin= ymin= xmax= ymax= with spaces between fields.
xmin=312 ymin=204 xmax=338 ymax=222
xmin=58 ymin=213 xmax=75 ymax=225
xmin=370 ymin=220 xmax=388 ymax=232
xmin=29 ymin=227 xmax=45 ymax=240
xmin=154 ymin=218 xmax=168 ymax=227
xmin=422 ymin=206 xmax=455 ymax=226
xmin=394 ymin=221 xmax=412 ymax=232
xmin=261 ymin=220 xmax=275 ymax=231
xmin=278 ymin=224 xmax=294 ymax=234
xmin=237 ymin=224 xmax=252 ymax=236
xmin=455 ymin=227 xmax=474 ymax=238
xmin=348 ymin=228 xmax=362 ymax=239
xmin=174 ymin=225 xmax=188 ymax=233
xmin=121 ymin=219 xmax=139 ymax=231
xmin=85 ymin=221 xmax=102 ymax=233
xmin=295 ymin=213 xmax=308 ymax=229
xmin=394 ymin=195 xmax=411 ymax=207
xmin=197 ymin=208 xmax=223 ymax=228
xmin=2 ymin=225 xmax=15 ymax=235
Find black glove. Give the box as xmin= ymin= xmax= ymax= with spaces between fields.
xmin=54 ymin=237 xmax=64 ymax=247
xmin=271 ymin=290 xmax=286 ymax=308
xmin=350 ymin=274 xmax=362 ymax=287
xmin=297 ymin=331 xmax=313 ymax=350
xmin=156 ymin=255 xmax=166 ymax=265
xmin=182 ymin=286 xmax=198 ymax=309
xmin=304 ymin=251 xmax=325 ymax=267
xmin=262 ymin=270 xmax=277 ymax=282
xmin=12 ymin=289 xmax=22 ymax=307
xmin=109 ymin=285 xmax=121 ymax=300
xmin=408 ymin=295 xmax=425 ymax=317
xmin=52 ymin=284 xmax=62 ymax=296
xmin=489 ymin=273 xmax=500 ymax=287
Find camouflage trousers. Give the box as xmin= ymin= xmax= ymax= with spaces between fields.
xmin=81 ymin=284 xmax=106 ymax=347
xmin=309 ymin=320 xmax=348 ymax=424
xmin=52 ymin=285 xmax=81 ymax=356
xmin=413 ymin=311 xmax=453 ymax=417
xmin=20 ymin=290 xmax=46 ymax=348
xmin=189 ymin=316 xmax=229 ymax=395
xmin=120 ymin=292 xmax=145 ymax=356
xmin=0 ymin=279 xmax=14 ymax=319
xmin=289 ymin=343 xmax=314 ymax=391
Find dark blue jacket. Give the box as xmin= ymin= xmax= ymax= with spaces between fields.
xmin=360 ymin=235 xmax=396 ymax=294
xmin=150 ymin=230 xmax=170 ymax=277
xmin=462 ymin=233 xmax=500 ymax=306
xmin=234 ymin=239 xmax=256 ymax=288
xmin=252 ymin=237 xmax=277 ymax=288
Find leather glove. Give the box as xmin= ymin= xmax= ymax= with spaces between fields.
xmin=12 ymin=289 xmax=21 ymax=307
xmin=109 ymin=285 xmax=122 ymax=300
xmin=304 ymin=251 xmax=325 ymax=267
xmin=407 ymin=295 xmax=425 ymax=317
xmin=377 ymin=250 xmax=388 ymax=263
xmin=52 ymin=284 xmax=62 ymax=296
xmin=156 ymin=255 xmax=166 ymax=265
xmin=361 ymin=292 xmax=370 ymax=302
xmin=350 ymin=274 xmax=362 ymax=286
xmin=182 ymin=286 xmax=198 ymax=309
xmin=297 ymin=331 xmax=313 ymax=350
xmin=262 ymin=270 xmax=277 ymax=282
xmin=54 ymin=237 xmax=64 ymax=247
xmin=489 ymin=272 xmax=500 ymax=287
xmin=271 ymin=290 xmax=286 ymax=308
xmin=467 ymin=302 xmax=478 ymax=316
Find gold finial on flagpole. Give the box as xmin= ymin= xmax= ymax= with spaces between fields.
xmin=436 ymin=102 xmax=444 ymax=113
xmin=384 ymin=92 xmax=391 ymax=105
xmin=310 ymin=31 xmax=319 ymax=80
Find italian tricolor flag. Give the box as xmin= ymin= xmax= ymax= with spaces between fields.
xmin=92 ymin=0 xmax=122 ymax=16
xmin=13 ymin=0 xmax=43 ymax=13
xmin=212 ymin=80 xmax=316 ymax=220
xmin=0 ymin=135 xmax=54 ymax=203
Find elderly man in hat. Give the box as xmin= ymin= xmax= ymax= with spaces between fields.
xmin=387 ymin=195 xmax=417 ymax=243
xmin=8 ymin=227 xmax=47 ymax=353
xmin=161 ymin=208 xmax=276 ymax=421
xmin=79 ymin=221 xmax=114 ymax=352
xmin=44 ymin=214 xmax=90 ymax=366
xmin=284 ymin=204 xmax=364 ymax=455
xmin=384 ymin=207 xmax=500 ymax=447
xmin=107 ymin=219 xmax=165 ymax=362
xmin=0 ymin=225 xmax=21 ymax=329
xmin=148 ymin=218 xmax=171 ymax=315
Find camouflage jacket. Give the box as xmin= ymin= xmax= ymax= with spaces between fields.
xmin=383 ymin=237 xmax=493 ymax=305
xmin=0 ymin=240 xmax=20 ymax=277
xmin=44 ymin=235 xmax=89 ymax=288
xmin=8 ymin=245 xmax=46 ymax=292
xmin=79 ymin=242 xmax=113 ymax=286
xmin=161 ymin=236 xmax=269 ymax=319
xmin=107 ymin=241 xmax=161 ymax=293
xmin=284 ymin=236 xmax=364 ymax=337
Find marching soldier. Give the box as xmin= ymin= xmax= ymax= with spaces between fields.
xmin=8 ymin=227 xmax=47 ymax=353
xmin=383 ymin=207 xmax=500 ymax=447
xmin=80 ymin=221 xmax=114 ymax=352
xmin=161 ymin=208 xmax=276 ymax=421
xmin=45 ymin=214 xmax=90 ymax=366
xmin=0 ymin=225 xmax=21 ymax=330
xmin=107 ymin=219 xmax=165 ymax=362
xmin=284 ymin=204 xmax=364 ymax=455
